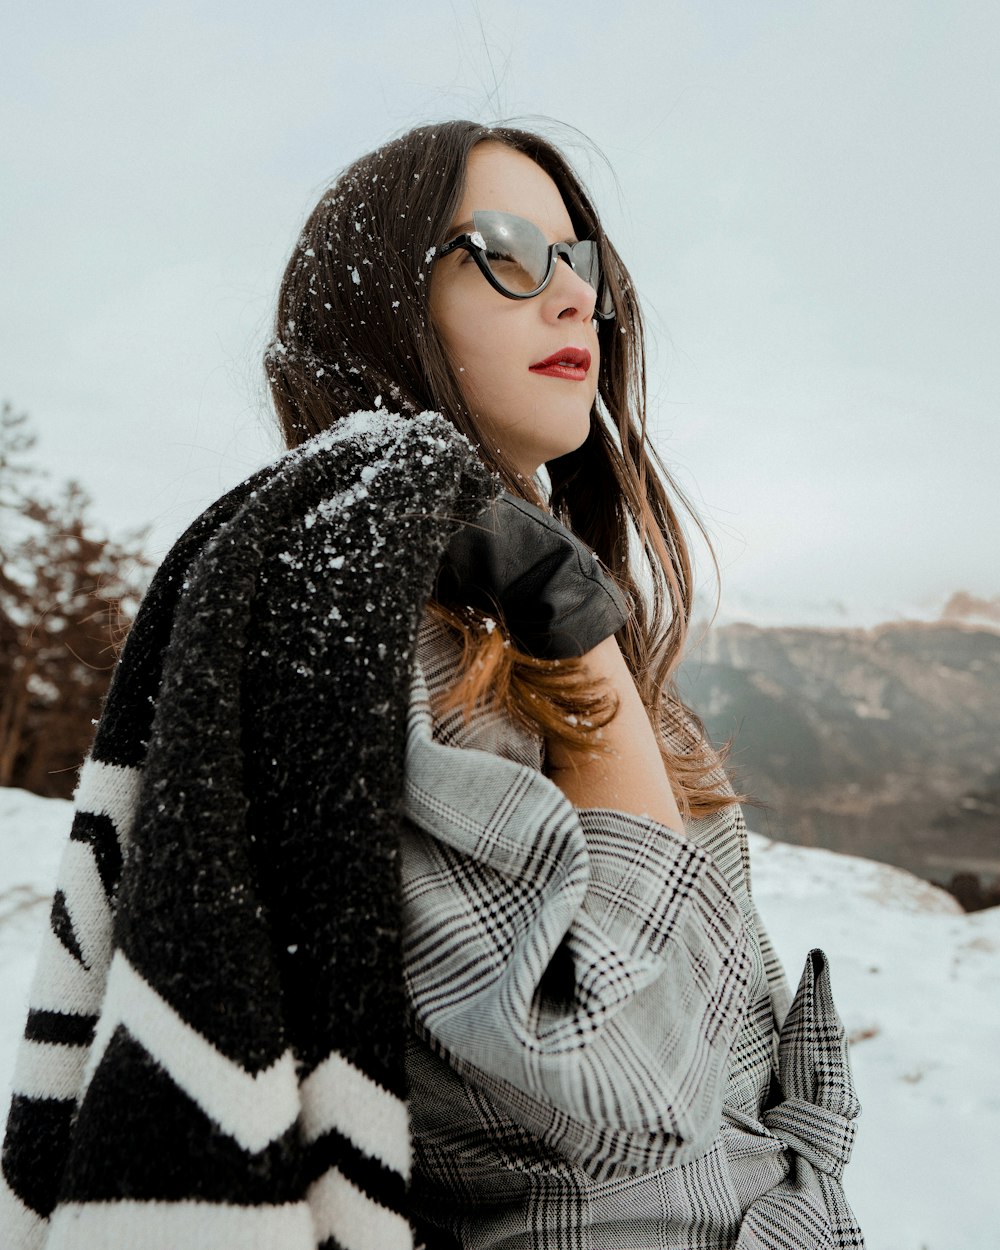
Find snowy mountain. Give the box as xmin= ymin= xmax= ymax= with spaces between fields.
xmin=2 ymin=786 xmax=998 ymax=1248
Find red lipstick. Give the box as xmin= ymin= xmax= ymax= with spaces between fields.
xmin=528 ymin=346 xmax=592 ymax=380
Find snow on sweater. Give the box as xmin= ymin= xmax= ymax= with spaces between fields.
xmin=0 ymin=410 xmax=498 ymax=1250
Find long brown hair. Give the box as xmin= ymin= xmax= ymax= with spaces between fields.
xmin=265 ymin=120 xmax=739 ymax=819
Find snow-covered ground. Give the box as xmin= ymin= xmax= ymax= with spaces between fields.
xmin=748 ymin=832 xmax=1000 ymax=1248
xmin=1 ymin=786 xmax=998 ymax=1247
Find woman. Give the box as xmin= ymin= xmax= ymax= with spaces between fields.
xmin=1 ymin=122 xmax=864 ymax=1249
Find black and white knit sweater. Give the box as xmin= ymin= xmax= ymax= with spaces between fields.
xmin=0 ymin=409 xmax=501 ymax=1250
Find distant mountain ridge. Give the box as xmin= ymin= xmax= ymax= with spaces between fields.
xmin=680 ymin=612 xmax=1000 ymax=900
xmin=940 ymin=590 xmax=1000 ymax=630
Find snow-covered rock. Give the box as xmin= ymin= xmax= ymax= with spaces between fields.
xmin=1 ymin=787 xmax=997 ymax=1248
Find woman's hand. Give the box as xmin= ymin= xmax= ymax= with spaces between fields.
xmin=544 ymin=634 xmax=686 ymax=835
xmin=435 ymin=490 xmax=629 ymax=660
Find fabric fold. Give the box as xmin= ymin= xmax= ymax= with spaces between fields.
xmin=762 ymin=948 xmax=860 ymax=1182
xmin=737 ymin=949 xmax=865 ymax=1248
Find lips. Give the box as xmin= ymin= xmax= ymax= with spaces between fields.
xmin=527 ymin=347 xmax=590 ymax=370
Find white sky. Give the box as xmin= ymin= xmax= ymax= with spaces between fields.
xmin=2 ymin=0 xmax=997 ymax=625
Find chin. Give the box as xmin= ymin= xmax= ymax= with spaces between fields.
xmin=569 ymin=406 xmax=596 ymax=451
xmin=545 ymin=426 xmax=592 ymax=466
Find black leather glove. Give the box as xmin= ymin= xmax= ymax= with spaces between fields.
xmin=434 ymin=490 xmax=630 ymax=660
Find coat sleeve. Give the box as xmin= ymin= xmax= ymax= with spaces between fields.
xmin=400 ymin=646 xmax=753 ymax=1180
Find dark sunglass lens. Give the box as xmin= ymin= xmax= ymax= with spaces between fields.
xmin=572 ymin=241 xmax=614 ymax=319
xmin=572 ymin=241 xmax=600 ymax=290
xmin=473 ymin=211 xmax=549 ymax=295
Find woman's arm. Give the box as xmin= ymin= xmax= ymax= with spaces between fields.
xmin=544 ymin=634 xmax=685 ymax=834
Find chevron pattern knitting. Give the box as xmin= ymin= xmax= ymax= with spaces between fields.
xmin=0 ymin=409 xmax=499 ymax=1250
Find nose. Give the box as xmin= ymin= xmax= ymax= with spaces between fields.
xmin=543 ymin=253 xmax=598 ymax=324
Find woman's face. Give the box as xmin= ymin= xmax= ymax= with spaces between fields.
xmin=429 ymin=142 xmax=601 ymax=479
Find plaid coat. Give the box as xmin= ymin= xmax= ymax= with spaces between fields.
xmin=399 ymin=613 xmax=865 ymax=1248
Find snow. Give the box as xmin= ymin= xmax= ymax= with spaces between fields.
xmin=1 ymin=785 xmax=997 ymax=1247
xmin=747 ymin=831 xmax=1000 ymax=1248
xmin=0 ymin=787 xmax=74 ymax=1119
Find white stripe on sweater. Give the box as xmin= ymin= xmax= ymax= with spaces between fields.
xmin=81 ymin=952 xmax=300 ymax=1154
xmin=46 ymin=1198 xmax=315 ymax=1250
xmin=12 ymin=1038 xmax=90 ymax=1102
xmin=58 ymin=840 xmax=112 ymax=971
xmin=0 ymin=1168 xmax=46 ymax=1250
xmin=300 ymin=1049 xmax=411 ymax=1179
xmin=28 ymin=924 xmax=102 ymax=1017
xmin=73 ymin=758 xmax=142 ymax=844
xmin=307 ymin=1166 xmax=413 ymax=1250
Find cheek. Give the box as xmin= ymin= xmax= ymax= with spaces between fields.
xmin=432 ymin=290 xmax=490 ymax=376
xmin=438 ymin=312 xmax=510 ymax=396
xmin=439 ymin=324 xmax=484 ymax=395
xmin=430 ymin=284 xmax=537 ymax=417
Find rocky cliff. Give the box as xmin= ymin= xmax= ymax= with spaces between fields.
xmin=680 ymin=619 xmax=1000 ymax=898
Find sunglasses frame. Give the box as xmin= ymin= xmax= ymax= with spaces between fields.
xmin=437 ymin=210 xmax=616 ymax=321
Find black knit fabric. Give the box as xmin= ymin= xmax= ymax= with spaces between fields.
xmin=1 ymin=409 xmax=499 ymax=1249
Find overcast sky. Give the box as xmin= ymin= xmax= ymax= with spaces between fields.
xmin=3 ymin=0 xmax=997 ymax=625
